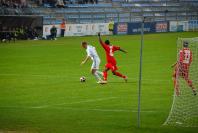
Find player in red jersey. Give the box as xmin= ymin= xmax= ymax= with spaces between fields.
xmin=98 ymin=33 xmax=128 ymax=82
xmin=172 ymin=41 xmax=197 ymax=96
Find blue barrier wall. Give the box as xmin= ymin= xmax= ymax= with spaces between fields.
xmin=113 ymin=21 xmax=169 ymax=35
xmin=113 ymin=22 xmax=128 ymax=35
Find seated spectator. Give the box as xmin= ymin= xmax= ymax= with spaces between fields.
xmin=20 ymin=0 xmax=27 ymax=8
xmin=36 ymin=0 xmax=43 ymax=6
xmin=5 ymin=0 xmax=10 ymax=7
xmin=0 ymin=0 xmax=27 ymax=8
xmin=55 ymin=0 xmax=64 ymax=8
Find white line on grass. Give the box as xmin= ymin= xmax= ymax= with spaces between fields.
xmin=42 ymin=106 xmax=158 ymax=113
xmin=53 ymin=107 xmax=157 ymax=113
xmin=30 ymin=97 xmax=118 ymax=109
xmin=0 ymin=73 xmax=68 ymax=78
xmin=0 ymin=74 xmax=169 ymax=113
xmin=0 ymin=73 xmax=171 ymax=82
xmin=0 ymin=106 xmax=158 ymax=113
xmin=0 ymin=97 xmax=159 ymax=113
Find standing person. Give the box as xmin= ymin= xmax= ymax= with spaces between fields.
xmin=60 ymin=19 xmax=66 ymax=37
xmin=98 ymin=33 xmax=128 ymax=83
xmin=20 ymin=0 xmax=27 ymax=7
xmin=38 ymin=0 xmax=43 ymax=6
xmin=50 ymin=25 xmax=57 ymax=40
xmin=172 ymin=41 xmax=197 ymax=96
xmin=108 ymin=18 xmax=114 ymax=35
xmin=81 ymin=41 xmax=106 ymax=84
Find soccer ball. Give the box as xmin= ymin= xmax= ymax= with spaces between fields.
xmin=80 ymin=76 xmax=86 ymax=82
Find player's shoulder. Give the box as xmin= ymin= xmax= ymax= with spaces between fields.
xmin=87 ymin=45 xmax=93 ymax=48
xmin=179 ymin=49 xmax=184 ymax=53
xmin=113 ymin=45 xmax=120 ymax=49
xmin=103 ymin=43 xmax=110 ymax=48
xmin=88 ymin=45 xmax=96 ymax=50
xmin=182 ymin=48 xmax=192 ymax=51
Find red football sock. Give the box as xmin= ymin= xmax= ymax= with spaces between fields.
xmin=103 ymin=71 xmax=107 ymax=81
xmin=186 ymin=79 xmax=195 ymax=90
xmin=113 ymin=71 xmax=126 ymax=78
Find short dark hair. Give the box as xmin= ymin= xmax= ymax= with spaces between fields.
xmin=183 ymin=41 xmax=189 ymax=48
xmin=105 ymin=40 xmax=110 ymax=45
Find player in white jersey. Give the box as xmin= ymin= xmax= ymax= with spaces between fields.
xmin=81 ymin=41 xmax=106 ymax=84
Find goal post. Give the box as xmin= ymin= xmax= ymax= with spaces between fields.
xmin=164 ymin=37 xmax=198 ymax=127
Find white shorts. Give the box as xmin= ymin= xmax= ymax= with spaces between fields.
xmin=91 ymin=58 xmax=100 ymax=70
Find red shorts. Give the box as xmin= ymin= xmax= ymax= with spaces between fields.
xmin=105 ymin=63 xmax=118 ymax=71
xmin=173 ymin=64 xmax=189 ymax=79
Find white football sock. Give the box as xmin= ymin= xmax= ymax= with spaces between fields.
xmin=93 ymin=72 xmax=102 ymax=81
xmin=96 ymin=70 xmax=103 ymax=77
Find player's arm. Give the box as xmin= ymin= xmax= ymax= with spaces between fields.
xmin=171 ymin=62 xmax=177 ymax=68
xmin=81 ymin=56 xmax=91 ymax=65
xmin=113 ymin=46 xmax=127 ymax=53
xmin=171 ymin=50 xmax=183 ymax=68
xmin=98 ymin=32 xmax=107 ymax=49
xmin=98 ymin=32 xmax=103 ymax=44
xmin=179 ymin=50 xmax=183 ymax=63
xmin=119 ymin=48 xmax=127 ymax=53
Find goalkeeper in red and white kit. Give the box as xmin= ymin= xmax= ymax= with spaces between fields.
xmin=172 ymin=41 xmax=197 ymax=96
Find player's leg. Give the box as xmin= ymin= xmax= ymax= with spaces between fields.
xmin=173 ymin=77 xmax=180 ymax=96
xmin=95 ymin=58 xmax=104 ymax=79
xmin=103 ymin=68 xmax=109 ymax=81
xmin=174 ymin=64 xmax=182 ymax=96
xmin=110 ymin=65 xmax=127 ymax=82
xmin=91 ymin=60 xmax=101 ymax=81
xmin=96 ymin=70 xmax=103 ymax=77
xmin=184 ymin=78 xmax=196 ymax=95
xmin=91 ymin=69 xmax=102 ymax=81
xmin=112 ymin=71 xmax=125 ymax=78
xmin=91 ymin=59 xmax=106 ymax=84
xmin=173 ymin=65 xmax=181 ymax=96
xmin=187 ymin=79 xmax=196 ymax=95
xmin=112 ymin=70 xmax=127 ymax=81
xmin=183 ymin=72 xmax=197 ymax=95
xmin=103 ymin=63 xmax=111 ymax=81
xmin=95 ymin=58 xmax=103 ymax=77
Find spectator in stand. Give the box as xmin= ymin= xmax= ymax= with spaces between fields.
xmin=37 ymin=0 xmax=43 ymax=6
xmin=0 ymin=22 xmax=2 ymax=31
xmin=0 ymin=22 xmax=3 ymax=42
xmin=18 ymin=26 xmax=25 ymax=39
xmin=90 ymin=0 xmax=94 ymax=4
xmin=13 ymin=1 xmax=19 ymax=8
xmin=0 ymin=0 xmax=27 ymax=8
xmin=108 ymin=18 xmax=114 ymax=35
xmin=5 ymin=0 xmax=10 ymax=7
xmin=60 ymin=19 xmax=66 ymax=37
xmin=20 ymin=0 xmax=27 ymax=8
xmin=55 ymin=0 xmax=64 ymax=8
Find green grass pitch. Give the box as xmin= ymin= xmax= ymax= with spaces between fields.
xmin=0 ymin=32 xmax=197 ymax=133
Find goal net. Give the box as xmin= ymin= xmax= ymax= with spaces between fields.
xmin=164 ymin=37 xmax=198 ymax=127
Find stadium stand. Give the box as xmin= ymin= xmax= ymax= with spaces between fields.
xmin=0 ymin=0 xmax=198 ymax=24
